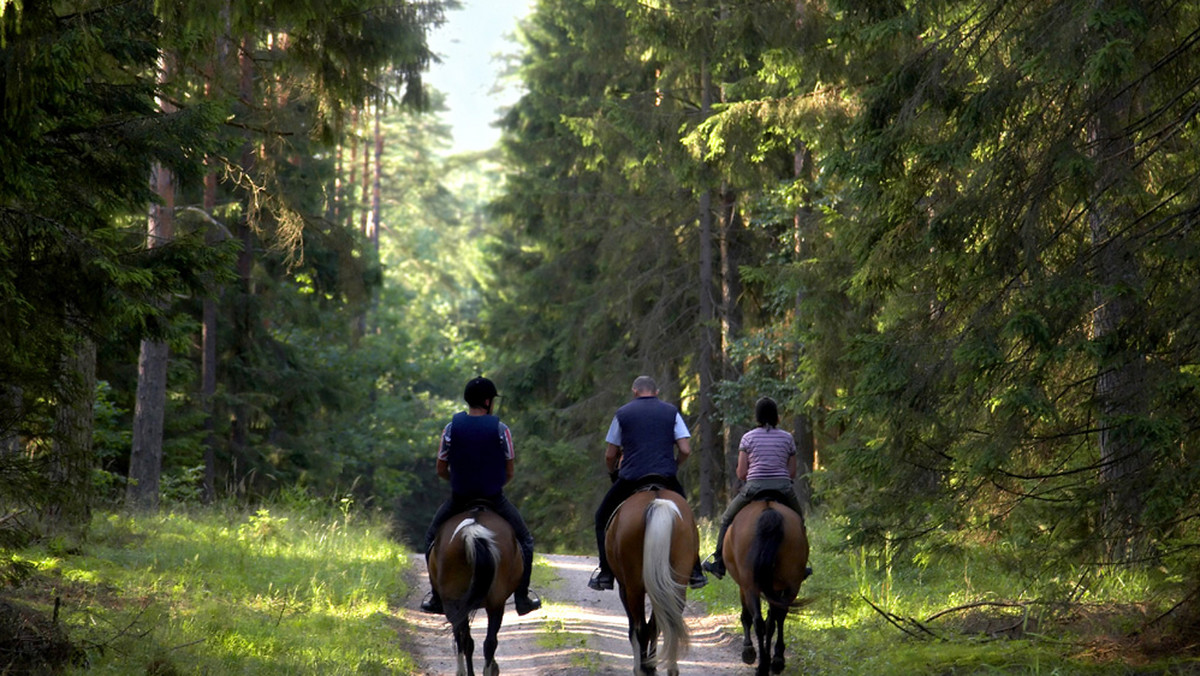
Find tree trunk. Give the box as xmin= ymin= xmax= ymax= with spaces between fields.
xmin=47 ymin=336 xmax=96 ymax=532
xmin=229 ymin=35 xmax=258 ymax=480
xmin=360 ymin=104 xmax=371 ymax=234
xmin=696 ymin=58 xmax=718 ymax=517
xmin=719 ymin=186 xmax=745 ymax=502
xmin=792 ymin=140 xmax=816 ymax=512
xmin=372 ymin=101 xmax=383 ymax=246
xmin=347 ymin=108 xmax=359 ymax=229
xmin=200 ymin=13 xmax=229 ymax=504
xmin=1089 ymin=94 xmax=1147 ymax=560
xmin=127 ymin=62 xmax=176 ymax=511
xmin=201 ymin=168 xmax=220 ymax=504
xmin=128 ymin=337 xmax=168 ymax=511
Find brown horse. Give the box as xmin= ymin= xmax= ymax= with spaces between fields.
xmin=606 ymin=487 xmax=699 ymax=675
xmin=428 ymin=507 xmax=523 ymax=676
xmin=724 ymin=499 xmax=808 ymax=676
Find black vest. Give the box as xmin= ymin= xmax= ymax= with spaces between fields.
xmin=614 ymin=396 xmax=680 ymax=480
xmin=447 ymin=412 xmax=507 ymax=497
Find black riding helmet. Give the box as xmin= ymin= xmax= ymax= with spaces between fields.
xmin=464 ymin=377 xmax=498 ymax=409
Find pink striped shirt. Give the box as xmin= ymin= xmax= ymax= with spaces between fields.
xmin=739 ymin=426 xmax=795 ymax=480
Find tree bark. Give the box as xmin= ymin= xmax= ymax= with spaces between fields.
xmin=372 ymin=101 xmax=383 ymax=246
xmin=230 ymin=35 xmax=257 ymax=476
xmin=792 ymin=140 xmax=816 ymax=512
xmin=719 ymin=186 xmax=744 ymax=502
xmin=696 ymin=57 xmax=717 ymax=517
xmin=1089 ymin=94 xmax=1147 ymax=560
xmin=360 ymin=104 xmax=371 ymax=234
xmin=201 ymin=168 xmax=220 ymax=504
xmin=47 ymin=336 xmax=96 ymax=532
xmin=127 ymin=54 xmax=177 ymax=511
xmin=127 ymin=158 xmax=174 ymax=511
xmin=200 ymin=15 xmax=230 ymax=504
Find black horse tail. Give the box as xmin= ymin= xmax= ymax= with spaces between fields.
xmin=750 ymin=506 xmax=786 ymax=606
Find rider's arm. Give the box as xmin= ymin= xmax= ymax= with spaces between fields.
xmin=787 ymin=453 xmax=798 ymax=479
xmin=674 ymin=437 xmax=691 ymax=466
xmin=605 ymin=443 xmax=622 ymax=474
xmin=437 ymin=423 xmax=452 ymax=481
xmin=501 ymin=423 xmax=515 ymax=485
xmin=736 ymin=449 xmax=749 ymax=481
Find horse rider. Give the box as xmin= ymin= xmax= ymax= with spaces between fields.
xmin=420 ymin=377 xmax=542 ymax=615
xmin=588 ymin=375 xmax=707 ymax=591
xmin=702 ymin=396 xmax=809 ymax=580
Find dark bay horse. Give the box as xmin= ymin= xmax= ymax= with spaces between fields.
xmin=428 ymin=507 xmax=523 ymax=676
xmin=606 ymin=487 xmax=699 ymax=675
xmin=724 ymin=499 xmax=808 ymax=676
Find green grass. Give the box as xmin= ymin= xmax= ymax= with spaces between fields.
xmin=690 ymin=511 xmax=1200 ymax=675
xmin=10 ymin=503 xmax=416 ymax=675
xmin=8 ymin=504 xmax=1199 ymax=674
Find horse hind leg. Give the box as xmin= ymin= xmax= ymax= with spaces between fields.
xmin=453 ymin=620 xmax=475 ymax=676
xmin=754 ymin=603 xmax=771 ymax=676
xmin=482 ymin=605 xmax=503 ymax=676
xmin=768 ymin=604 xmax=787 ymax=675
xmin=739 ymin=594 xmax=757 ymax=665
xmin=645 ymin=611 xmax=663 ymax=674
xmin=627 ymin=620 xmax=657 ymax=675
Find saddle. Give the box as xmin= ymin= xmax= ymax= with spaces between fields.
xmin=633 ymin=475 xmax=673 ymax=494
xmin=605 ymin=475 xmax=677 ymax=531
xmin=459 ymin=499 xmax=494 ymax=515
xmin=746 ymin=488 xmax=792 ymax=505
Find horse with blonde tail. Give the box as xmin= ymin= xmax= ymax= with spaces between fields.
xmin=429 ymin=507 xmax=523 ymax=676
xmin=606 ymin=487 xmax=698 ymax=675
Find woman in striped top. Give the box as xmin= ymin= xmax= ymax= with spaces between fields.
xmin=703 ymin=396 xmax=807 ymax=579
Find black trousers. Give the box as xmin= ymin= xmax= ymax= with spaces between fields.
xmin=425 ymin=492 xmax=536 ymax=593
xmin=593 ymin=474 xmax=685 ymax=574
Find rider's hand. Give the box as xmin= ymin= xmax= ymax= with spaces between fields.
xmin=609 ymin=470 xmax=618 ymax=484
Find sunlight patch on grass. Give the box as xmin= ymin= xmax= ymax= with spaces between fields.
xmin=34 ymin=503 xmax=419 ymax=675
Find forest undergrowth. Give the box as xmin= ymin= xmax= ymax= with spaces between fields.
xmin=0 ymin=499 xmax=1197 ymax=674
xmin=690 ymin=510 xmax=1200 ymax=675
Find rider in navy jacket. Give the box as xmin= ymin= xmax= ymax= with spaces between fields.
xmin=420 ymin=377 xmax=541 ymax=616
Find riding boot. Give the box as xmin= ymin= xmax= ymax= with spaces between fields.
xmin=689 ymin=560 xmax=708 ymax=589
xmin=702 ymin=551 xmax=726 ymax=580
xmin=588 ymin=541 xmax=614 ymax=590
xmin=702 ymin=523 xmax=730 ymax=579
xmin=514 ymin=547 xmax=542 ymax=615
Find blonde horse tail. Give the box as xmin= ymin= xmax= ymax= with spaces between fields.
xmin=643 ymin=498 xmax=690 ymax=666
xmin=450 ymin=518 xmax=499 ymax=626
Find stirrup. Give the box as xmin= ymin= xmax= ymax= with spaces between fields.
xmin=419 ymin=591 xmax=443 ymax=614
xmin=588 ymin=568 xmax=614 ymax=591
xmin=702 ymin=556 xmax=726 ymax=580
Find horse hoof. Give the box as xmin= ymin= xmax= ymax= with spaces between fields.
xmin=484 ymin=662 xmax=499 ymax=676
xmin=742 ymin=646 xmax=757 ymax=664
xmin=771 ymin=656 xmax=785 ymax=673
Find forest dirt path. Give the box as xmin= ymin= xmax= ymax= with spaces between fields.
xmin=399 ymin=553 xmax=750 ymax=675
